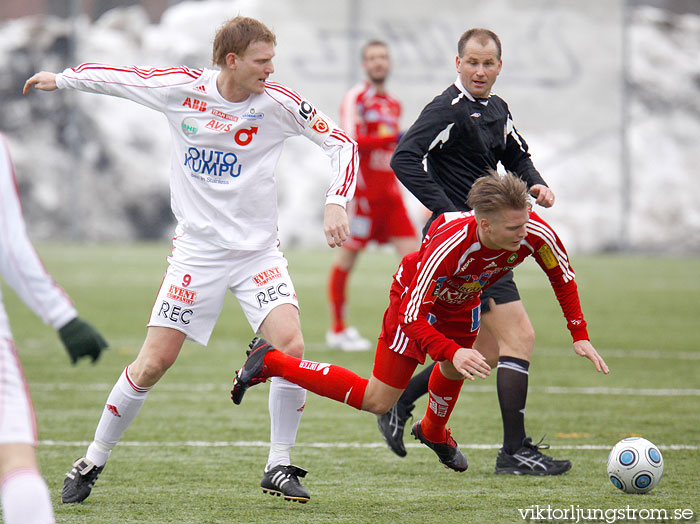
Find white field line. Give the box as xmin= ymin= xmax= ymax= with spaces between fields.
xmin=39 ymin=440 xmax=698 ymax=451
xmin=29 ymin=383 xmax=700 ymax=396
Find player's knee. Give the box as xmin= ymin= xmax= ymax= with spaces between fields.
xmin=502 ymin=326 xmax=535 ymax=359
xmin=275 ymin=335 xmax=304 ymax=359
xmin=521 ymin=326 xmax=535 ymax=356
xmin=129 ymin=355 xmax=173 ymax=386
xmin=363 ymin=396 xmax=394 ymax=415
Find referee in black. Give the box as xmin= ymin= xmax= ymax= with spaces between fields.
xmin=377 ymin=28 xmax=571 ymax=476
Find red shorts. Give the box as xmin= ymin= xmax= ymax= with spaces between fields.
xmin=344 ymin=193 xmax=416 ymax=251
xmin=378 ymin=285 xmax=480 ymax=365
xmin=371 ymin=338 xmax=420 ymax=389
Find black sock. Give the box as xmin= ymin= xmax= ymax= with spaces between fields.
xmin=397 ymin=362 xmax=435 ymax=410
xmin=497 ymin=356 xmax=530 ymax=454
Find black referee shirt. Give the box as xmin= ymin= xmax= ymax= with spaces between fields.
xmin=391 ymin=81 xmax=547 ymax=217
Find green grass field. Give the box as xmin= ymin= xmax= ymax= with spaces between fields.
xmin=3 ymin=244 xmax=699 ymax=524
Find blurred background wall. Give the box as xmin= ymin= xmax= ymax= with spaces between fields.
xmin=0 ymin=0 xmax=698 ymax=252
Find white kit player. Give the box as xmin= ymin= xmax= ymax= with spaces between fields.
xmin=24 ymin=16 xmax=357 ymax=505
xmin=0 ymin=133 xmax=108 ymax=524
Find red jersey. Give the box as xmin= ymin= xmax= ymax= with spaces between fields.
xmin=340 ymin=82 xmax=402 ymax=202
xmin=382 ymin=210 xmax=588 ymax=364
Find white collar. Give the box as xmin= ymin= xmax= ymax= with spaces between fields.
xmin=453 ymin=77 xmax=489 ymax=105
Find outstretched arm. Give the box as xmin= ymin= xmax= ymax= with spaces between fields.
xmin=23 ymin=72 xmax=58 ymax=94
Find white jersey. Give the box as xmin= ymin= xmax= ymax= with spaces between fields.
xmin=56 ymin=65 xmax=358 ymax=250
xmin=0 ymin=134 xmax=77 ymax=339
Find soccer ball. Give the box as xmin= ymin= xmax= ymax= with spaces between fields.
xmin=607 ymin=437 xmax=664 ymax=493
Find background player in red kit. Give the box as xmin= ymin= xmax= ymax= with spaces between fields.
xmin=232 ymin=173 xmax=609 ymax=472
xmin=326 ymin=40 xmax=418 ymax=351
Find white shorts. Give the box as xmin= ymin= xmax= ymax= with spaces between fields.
xmin=0 ymin=337 xmax=37 ymax=445
xmin=148 ymin=235 xmax=299 ymax=345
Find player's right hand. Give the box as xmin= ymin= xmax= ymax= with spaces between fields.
xmin=58 ymin=317 xmax=109 ymax=365
xmin=323 ymin=203 xmax=350 ymax=248
xmin=573 ymin=339 xmax=610 ymax=374
xmin=451 ymin=348 xmax=491 ymax=380
xmin=23 ymin=72 xmax=58 ymax=94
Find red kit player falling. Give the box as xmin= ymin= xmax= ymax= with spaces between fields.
xmin=233 ymin=173 xmax=608 ymax=471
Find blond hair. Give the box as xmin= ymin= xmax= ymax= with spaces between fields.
xmin=212 ymin=16 xmax=276 ymax=66
xmin=466 ymin=172 xmax=530 ymax=219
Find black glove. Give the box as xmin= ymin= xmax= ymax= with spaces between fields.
xmin=58 ymin=317 xmax=109 ymax=364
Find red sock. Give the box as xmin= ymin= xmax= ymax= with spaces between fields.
xmin=264 ymin=350 xmax=367 ymax=409
xmin=420 ymin=364 xmax=464 ymax=443
xmin=328 ymin=265 xmax=349 ymax=332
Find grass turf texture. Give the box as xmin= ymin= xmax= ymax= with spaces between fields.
xmin=3 ymin=243 xmax=698 ymax=523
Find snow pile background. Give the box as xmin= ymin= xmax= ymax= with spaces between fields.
xmin=0 ymin=0 xmax=698 ymax=252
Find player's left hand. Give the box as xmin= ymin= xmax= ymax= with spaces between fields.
xmin=529 ymin=184 xmax=556 ymax=208
xmin=58 ymin=317 xmax=109 ymax=365
xmin=573 ymin=339 xmax=609 ymax=374
xmin=451 ymin=347 xmax=491 ymax=380
xmin=323 ymin=203 xmax=350 ymax=248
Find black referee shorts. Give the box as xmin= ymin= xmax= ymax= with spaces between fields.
xmin=480 ymin=271 xmax=520 ymax=314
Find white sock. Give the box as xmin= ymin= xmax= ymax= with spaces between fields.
xmin=1 ymin=468 xmax=55 ymax=524
xmin=267 ymin=377 xmax=306 ymax=470
xmin=86 ymin=366 xmax=151 ymax=466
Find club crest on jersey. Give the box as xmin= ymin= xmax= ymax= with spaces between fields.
xmin=309 ymin=113 xmax=330 ymax=134
xmin=241 ymin=108 xmax=264 ymax=120
xmin=507 ymin=253 xmax=518 ymax=263
xmin=538 ymin=244 xmax=558 ymax=269
xmin=182 ymin=97 xmax=207 ymax=112
xmin=181 ymin=118 xmax=198 ymax=136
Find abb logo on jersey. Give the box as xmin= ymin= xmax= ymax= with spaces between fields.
xmin=182 ymin=97 xmax=207 ymax=112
